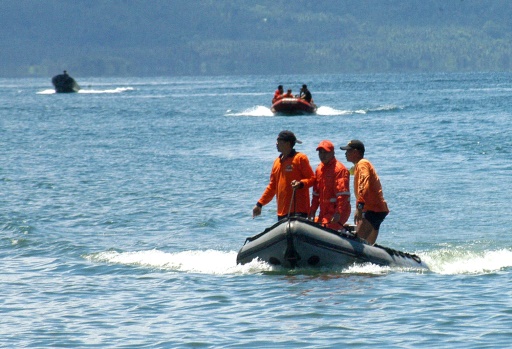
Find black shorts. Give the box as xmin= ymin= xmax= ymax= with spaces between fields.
xmin=363 ymin=211 xmax=388 ymax=230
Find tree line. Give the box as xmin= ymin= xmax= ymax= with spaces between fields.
xmin=2 ymin=0 xmax=512 ymax=77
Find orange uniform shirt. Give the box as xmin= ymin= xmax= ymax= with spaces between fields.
xmin=310 ymin=158 xmax=351 ymax=229
xmin=258 ymin=151 xmax=315 ymax=217
xmin=353 ymin=159 xmax=389 ymax=213
xmin=272 ymin=90 xmax=283 ymax=103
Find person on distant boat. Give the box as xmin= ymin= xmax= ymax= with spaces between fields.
xmin=341 ymin=140 xmax=389 ymax=245
xmin=309 ymin=140 xmax=351 ymax=230
xmin=272 ymin=85 xmax=284 ymax=103
xmin=283 ymin=89 xmax=294 ymax=98
xmin=253 ymin=130 xmax=315 ymax=221
xmin=299 ymin=84 xmax=312 ymax=103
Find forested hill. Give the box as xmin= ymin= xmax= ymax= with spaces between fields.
xmin=3 ymin=0 xmax=512 ymax=77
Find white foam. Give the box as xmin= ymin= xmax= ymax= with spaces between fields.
xmin=86 ymin=249 xmax=398 ymax=275
xmin=87 ymin=249 xmax=263 ymax=275
xmin=315 ymin=106 xmax=352 ymax=116
xmin=37 ymin=87 xmax=134 ymax=95
xmin=37 ymin=89 xmax=56 ymax=94
xmin=78 ymin=87 xmax=134 ymax=94
xmin=421 ymin=248 xmax=512 ymax=274
xmin=226 ymin=105 xmax=274 ymax=117
xmin=86 ymin=247 xmax=512 ymax=276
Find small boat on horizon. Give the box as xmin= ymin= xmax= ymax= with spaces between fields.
xmin=51 ymin=71 xmax=80 ymax=93
xmin=236 ymin=216 xmax=429 ymax=270
xmin=271 ymin=97 xmax=317 ymax=115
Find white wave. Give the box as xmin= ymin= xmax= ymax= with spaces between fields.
xmin=315 ymin=106 xmax=352 ymax=116
xmin=314 ymin=104 xmax=401 ymax=116
xmin=314 ymin=105 xmax=401 ymax=116
xmin=421 ymin=248 xmax=512 ymax=275
xmin=371 ymin=104 xmax=401 ymax=112
xmin=37 ymin=87 xmax=134 ymax=95
xmin=224 ymin=105 xmax=391 ymax=117
xmin=86 ymin=249 xmax=403 ymax=275
xmin=78 ymin=87 xmax=134 ymax=94
xmin=87 ymin=247 xmax=512 ymax=276
xmin=225 ymin=105 xmax=274 ymax=117
xmin=37 ymin=89 xmax=57 ymax=95
xmin=226 ymin=105 xmax=352 ymax=117
xmin=342 ymin=263 xmax=392 ymax=274
xmin=86 ymin=249 xmax=272 ymax=275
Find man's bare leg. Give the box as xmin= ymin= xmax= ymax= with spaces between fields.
xmin=356 ymin=219 xmax=379 ymax=245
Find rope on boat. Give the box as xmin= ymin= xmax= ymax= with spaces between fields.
xmin=287 ymin=186 xmax=297 ymax=220
xmin=284 ymin=186 xmax=301 ymax=268
xmin=376 ymin=244 xmax=423 ymax=264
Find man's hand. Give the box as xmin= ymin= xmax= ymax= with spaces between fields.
xmin=252 ymin=205 xmax=262 ymax=218
xmin=354 ymin=208 xmax=363 ymax=224
xmin=291 ymin=180 xmax=302 ymax=189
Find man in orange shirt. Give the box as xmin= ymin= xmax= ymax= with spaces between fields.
xmin=272 ymin=85 xmax=284 ymax=103
xmin=282 ymin=89 xmax=294 ymax=98
xmin=253 ymin=130 xmax=315 ymax=221
xmin=309 ymin=140 xmax=351 ymax=230
xmin=341 ymin=140 xmax=389 ymax=245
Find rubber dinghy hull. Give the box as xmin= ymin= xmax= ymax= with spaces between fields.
xmin=236 ymin=217 xmax=428 ymax=270
xmin=271 ymin=97 xmax=317 ymax=115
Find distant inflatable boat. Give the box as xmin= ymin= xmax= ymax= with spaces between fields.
xmin=236 ymin=216 xmax=429 ymax=270
xmin=51 ymin=71 xmax=80 ymax=93
xmin=271 ymin=97 xmax=317 ymax=115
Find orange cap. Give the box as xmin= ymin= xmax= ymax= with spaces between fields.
xmin=316 ymin=140 xmax=334 ymax=152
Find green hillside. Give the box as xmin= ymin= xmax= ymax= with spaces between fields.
xmin=2 ymin=0 xmax=512 ymax=77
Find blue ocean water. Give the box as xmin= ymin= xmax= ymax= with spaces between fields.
xmin=1 ymin=73 xmax=511 ymax=348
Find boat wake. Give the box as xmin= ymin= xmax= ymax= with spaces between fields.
xmin=86 ymin=249 xmax=257 ymax=275
xmin=78 ymin=87 xmax=134 ymax=94
xmin=422 ymin=248 xmax=512 ymax=275
xmin=317 ymin=104 xmax=402 ymax=115
xmin=225 ymin=106 xmax=274 ymax=117
xmin=37 ymin=87 xmax=134 ymax=95
xmin=85 ymin=247 xmax=512 ymax=275
xmin=315 ymin=106 xmax=352 ymax=116
xmin=225 ymin=104 xmax=401 ymax=117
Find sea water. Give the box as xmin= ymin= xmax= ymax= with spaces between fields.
xmin=1 ymin=73 xmax=511 ymax=348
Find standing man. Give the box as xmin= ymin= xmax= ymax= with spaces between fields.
xmin=309 ymin=140 xmax=351 ymax=230
xmin=340 ymin=140 xmax=389 ymax=245
xmin=253 ymin=130 xmax=315 ymax=221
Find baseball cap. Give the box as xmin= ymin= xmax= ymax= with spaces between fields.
xmin=277 ymin=130 xmax=302 ymax=144
xmin=340 ymin=140 xmax=365 ymax=152
xmin=316 ymin=140 xmax=334 ymax=152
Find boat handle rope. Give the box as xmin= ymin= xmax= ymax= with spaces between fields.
xmin=285 ymin=186 xmax=297 ymax=235
xmin=287 ymin=186 xmax=297 ymax=220
xmin=377 ymin=244 xmax=423 ymax=264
